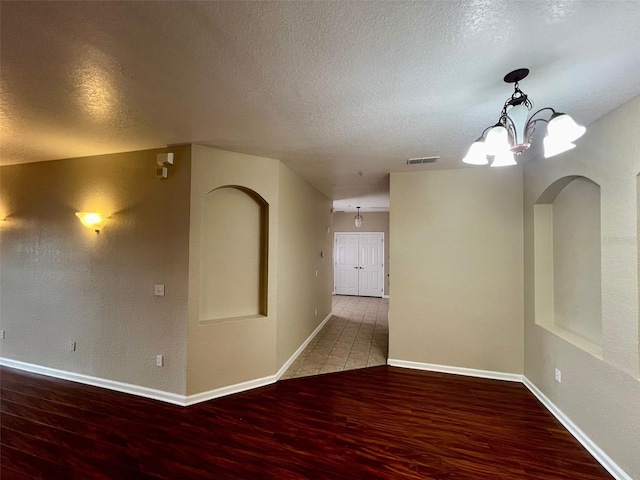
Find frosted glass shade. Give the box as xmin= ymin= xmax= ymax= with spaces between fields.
xmin=506 ymin=103 xmax=530 ymax=147
xmin=490 ymin=151 xmax=516 ymax=167
xmin=462 ymin=141 xmax=489 ymax=165
xmin=354 ymin=214 xmax=363 ymax=228
xmin=547 ymin=114 xmax=586 ymax=143
xmin=76 ymin=212 xmax=108 ymax=232
xmin=484 ymin=126 xmax=510 ymax=155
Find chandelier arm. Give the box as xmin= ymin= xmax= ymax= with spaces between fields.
xmin=500 ymin=114 xmax=517 ymax=145
xmin=527 ymin=107 xmax=557 ymax=123
xmin=522 ymin=108 xmax=557 ymax=144
xmin=478 ymin=125 xmax=494 ymax=140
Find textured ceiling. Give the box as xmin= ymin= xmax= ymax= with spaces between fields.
xmin=2 ymin=1 xmax=640 ymax=211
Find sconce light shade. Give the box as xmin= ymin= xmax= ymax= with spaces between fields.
xmin=76 ymin=212 xmax=108 ymax=233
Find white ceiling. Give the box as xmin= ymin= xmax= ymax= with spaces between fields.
xmin=2 ymin=1 xmax=639 ymax=211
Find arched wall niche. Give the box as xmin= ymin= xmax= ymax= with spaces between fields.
xmin=534 ymin=175 xmax=603 ymax=357
xmin=199 ymin=185 xmax=269 ymax=324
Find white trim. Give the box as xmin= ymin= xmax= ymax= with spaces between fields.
xmin=386 ymin=358 xmax=631 ymax=480
xmin=387 ymin=358 xmax=523 ymax=382
xmin=275 ymin=311 xmax=333 ymax=379
xmin=0 ymin=358 xmax=187 ymax=406
xmin=0 ymin=355 xmax=631 ymax=479
xmin=334 ymin=231 xmax=385 ymax=298
xmin=0 ymin=312 xmax=335 ymax=408
xmin=522 ymin=377 xmax=631 ymax=480
xmin=184 ymin=373 xmax=277 ymax=406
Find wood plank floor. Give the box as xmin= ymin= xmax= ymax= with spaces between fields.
xmin=1 ymin=366 xmax=612 ymax=479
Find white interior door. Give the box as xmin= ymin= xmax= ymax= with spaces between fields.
xmin=334 ymin=232 xmax=384 ymax=297
xmin=334 ymin=234 xmax=359 ymax=295
xmin=358 ymin=234 xmax=384 ymax=297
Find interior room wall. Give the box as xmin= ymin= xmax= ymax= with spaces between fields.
xmin=276 ymin=163 xmax=333 ymax=368
xmin=0 ymin=146 xmax=192 ymax=395
xmin=187 ymin=145 xmax=279 ymax=395
xmin=524 ymin=95 xmax=640 ymax=478
xmin=389 ymin=167 xmax=524 ymax=374
xmin=332 ymin=212 xmax=389 ymax=295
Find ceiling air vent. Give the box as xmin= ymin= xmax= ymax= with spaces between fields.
xmin=407 ymin=156 xmax=440 ymax=165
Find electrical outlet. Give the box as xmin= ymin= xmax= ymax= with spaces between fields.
xmin=154 ymin=284 xmax=165 ymax=296
xmin=314 ymin=308 xmax=318 ymax=316
xmin=315 ymin=270 xmax=318 ymax=277
xmin=0 ymin=330 xmax=5 ymax=339
xmin=156 ymin=354 xmax=164 ymax=367
xmin=70 ymin=340 xmax=76 ymax=352
xmin=555 ymin=368 xmax=562 ymax=383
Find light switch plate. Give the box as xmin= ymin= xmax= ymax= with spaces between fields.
xmin=155 ymin=284 xmax=165 ymax=296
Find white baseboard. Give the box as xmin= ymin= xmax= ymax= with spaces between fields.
xmin=0 ymin=358 xmax=187 ymax=406
xmin=387 ymin=358 xmax=523 ymax=382
xmin=0 ymin=312 xmax=335 ymax=408
xmin=184 ymin=373 xmax=278 ymax=406
xmin=522 ymin=377 xmax=631 ymax=480
xmin=383 ymin=294 xmax=389 ymax=299
xmin=275 ymin=312 xmax=333 ymax=379
xmin=386 ymin=358 xmax=630 ymax=480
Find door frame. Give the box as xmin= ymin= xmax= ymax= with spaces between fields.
xmin=333 ymin=232 xmax=385 ymax=298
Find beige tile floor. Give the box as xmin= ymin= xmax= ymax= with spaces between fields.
xmin=281 ymin=295 xmax=389 ymax=379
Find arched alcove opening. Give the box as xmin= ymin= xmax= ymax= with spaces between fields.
xmin=534 ymin=176 xmax=602 ymax=356
xmin=199 ymin=186 xmax=268 ymax=323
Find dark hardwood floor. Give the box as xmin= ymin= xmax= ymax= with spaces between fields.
xmin=1 ymin=365 xmax=611 ymax=479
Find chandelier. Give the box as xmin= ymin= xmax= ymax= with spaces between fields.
xmin=463 ymin=68 xmax=586 ymax=167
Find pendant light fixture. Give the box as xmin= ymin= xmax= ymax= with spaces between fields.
xmin=354 ymin=207 xmax=363 ymax=228
xmin=463 ymin=69 xmax=586 ymax=167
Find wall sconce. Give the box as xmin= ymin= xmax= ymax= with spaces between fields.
xmin=76 ymin=212 xmax=108 ymax=233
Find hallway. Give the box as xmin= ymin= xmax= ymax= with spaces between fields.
xmin=281 ymin=295 xmax=389 ymax=379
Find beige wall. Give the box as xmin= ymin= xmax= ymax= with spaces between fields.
xmin=524 ymin=95 xmax=640 ymax=478
xmin=276 ymin=164 xmax=333 ymax=367
xmin=389 ymin=167 xmax=524 ymax=374
xmin=187 ymin=145 xmax=279 ymax=395
xmin=187 ymin=145 xmax=333 ymax=394
xmin=0 ymin=146 xmax=192 ymax=394
xmin=333 ymin=212 xmax=389 ymax=295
